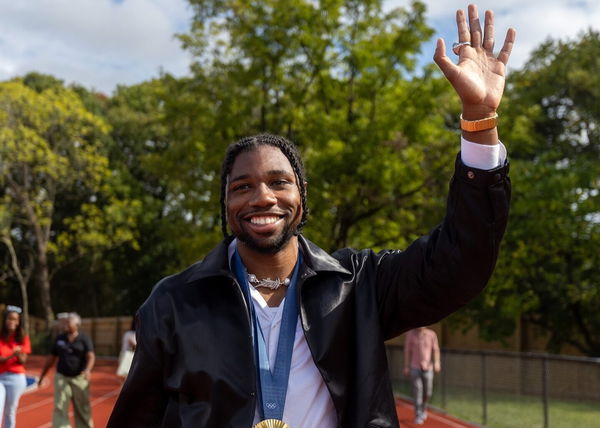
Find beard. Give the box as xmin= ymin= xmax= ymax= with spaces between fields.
xmin=236 ymin=221 xmax=296 ymax=254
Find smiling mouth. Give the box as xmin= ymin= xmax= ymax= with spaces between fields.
xmin=249 ymin=216 xmax=282 ymax=225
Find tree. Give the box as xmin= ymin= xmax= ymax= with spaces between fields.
xmin=0 ymin=203 xmax=33 ymax=333
xmin=453 ymin=30 xmax=600 ymax=356
xmin=155 ymin=0 xmax=459 ymax=269
xmin=98 ymin=78 xmax=184 ymax=313
xmin=0 ymin=80 xmax=141 ymax=325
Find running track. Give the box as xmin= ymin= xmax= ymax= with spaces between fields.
xmin=20 ymin=356 xmax=478 ymax=428
xmin=19 ymin=356 xmax=121 ymax=428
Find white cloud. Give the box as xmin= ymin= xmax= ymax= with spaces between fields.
xmin=0 ymin=0 xmax=598 ymax=93
xmin=0 ymin=0 xmax=193 ymax=94
xmin=388 ymin=1 xmax=600 ymax=69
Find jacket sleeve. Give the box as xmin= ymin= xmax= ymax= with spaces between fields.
xmin=107 ymin=300 xmax=170 ymax=427
xmin=375 ymin=154 xmax=511 ymax=340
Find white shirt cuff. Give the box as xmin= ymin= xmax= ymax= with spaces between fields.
xmin=461 ymin=137 xmax=507 ymax=170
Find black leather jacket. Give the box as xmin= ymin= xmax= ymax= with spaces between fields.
xmin=108 ymin=155 xmax=510 ymax=428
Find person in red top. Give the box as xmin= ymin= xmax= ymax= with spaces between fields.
xmin=0 ymin=305 xmax=31 ymax=428
xmin=404 ymin=327 xmax=441 ymax=425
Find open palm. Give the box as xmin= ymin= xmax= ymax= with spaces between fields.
xmin=434 ymin=5 xmax=516 ymax=115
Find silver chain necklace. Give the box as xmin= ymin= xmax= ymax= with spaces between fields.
xmin=247 ymin=273 xmax=290 ymax=290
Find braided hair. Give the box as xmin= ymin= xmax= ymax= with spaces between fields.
xmin=220 ymin=133 xmax=308 ymax=238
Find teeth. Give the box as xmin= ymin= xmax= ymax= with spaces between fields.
xmin=250 ymin=216 xmax=279 ymax=225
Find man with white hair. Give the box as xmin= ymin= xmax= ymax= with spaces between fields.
xmin=38 ymin=312 xmax=95 ymax=428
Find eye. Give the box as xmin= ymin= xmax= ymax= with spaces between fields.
xmin=230 ymin=183 xmax=250 ymax=192
xmin=270 ymin=179 xmax=291 ymax=188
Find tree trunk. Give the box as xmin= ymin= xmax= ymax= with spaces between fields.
xmin=1 ymin=237 xmax=31 ymax=335
xmin=18 ymin=181 xmax=55 ymax=329
xmin=36 ymin=248 xmax=54 ymax=328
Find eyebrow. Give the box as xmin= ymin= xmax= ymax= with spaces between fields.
xmin=229 ymin=169 xmax=294 ymax=183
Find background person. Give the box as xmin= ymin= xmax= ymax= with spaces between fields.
xmin=55 ymin=313 xmax=70 ymax=334
xmin=116 ymin=318 xmax=136 ymax=379
xmin=0 ymin=305 xmax=31 ymax=428
xmin=403 ymin=326 xmax=441 ymax=424
xmin=38 ymin=312 xmax=95 ymax=428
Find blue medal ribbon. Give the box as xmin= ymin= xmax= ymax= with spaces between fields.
xmin=232 ymin=247 xmax=302 ymax=421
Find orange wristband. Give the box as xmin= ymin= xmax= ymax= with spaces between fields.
xmin=460 ymin=113 xmax=498 ymax=132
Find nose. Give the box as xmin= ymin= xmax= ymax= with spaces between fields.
xmin=250 ymin=183 xmax=277 ymax=207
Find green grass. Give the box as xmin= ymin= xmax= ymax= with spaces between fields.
xmin=393 ymin=381 xmax=600 ymax=428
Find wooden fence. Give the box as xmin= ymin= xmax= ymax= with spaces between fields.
xmin=29 ymin=314 xmax=585 ymax=358
xmin=29 ymin=315 xmax=133 ymax=357
xmin=80 ymin=316 xmax=134 ymax=357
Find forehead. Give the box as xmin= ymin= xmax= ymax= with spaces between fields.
xmin=7 ymin=312 xmax=19 ymax=319
xmin=229 ymin=145 xmax=295 ymax=179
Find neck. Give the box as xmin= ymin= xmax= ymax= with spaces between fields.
xmin=237 ymin=236 xmax=299 ymax=308
xmin=237 ymin=236 xmax=299 ymax=280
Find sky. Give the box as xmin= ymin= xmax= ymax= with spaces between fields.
xmin=0 ymin=0 xmax=598 ymax=95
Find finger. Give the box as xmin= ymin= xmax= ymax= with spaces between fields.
xmin=483 ymin=10 xmax=495 ymax=53
xmin=468 ymin=4 xmax=482 ymax=48
xmin=456 ymin=9 xmax=470 ymax=43
xmin=497 ymin=27 xmax=516 ymax=65
xmin=433 ymin=38 xmax=459 ymax=82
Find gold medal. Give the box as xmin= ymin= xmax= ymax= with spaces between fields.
xmin=252 ymin=419 xmax=291 ymax=428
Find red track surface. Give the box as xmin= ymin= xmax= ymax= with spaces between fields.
xmin=18 ymin=356 xmax=121 ymax=428
xmin=19 ymin=355 xmax=478 ymax=428
xmin=395 ymin=397 xmax=480 ymax=428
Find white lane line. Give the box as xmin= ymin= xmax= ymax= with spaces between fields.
xmin=18 ymin=376 xmax=53 ymax=413
xmin=34 ymin=386 xmax=122 ymax=428
xmin=17 ymin=397 xmax=54 ymax=413
xmin=89 ymin=387 xmax=121 ymax=406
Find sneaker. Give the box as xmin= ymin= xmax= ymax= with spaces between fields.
xmin=414 ymin=416 xmax=424 ymax=425
xmin=422 ymin=411 xmax=428 ymax=422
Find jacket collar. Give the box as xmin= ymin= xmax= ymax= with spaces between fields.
xmin=184 ymin=234 xmax=350 ymax=284
xmin=297 ymin=235 xmax=351 ymax=276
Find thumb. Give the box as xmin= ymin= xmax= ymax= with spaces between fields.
xmin=433 ymin=38 xmax=458 ymax=82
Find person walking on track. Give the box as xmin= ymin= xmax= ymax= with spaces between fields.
xmin=38 ymin=312 xmax=95 ymax=428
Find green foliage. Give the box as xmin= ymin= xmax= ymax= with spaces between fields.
xmin=30 ymin=329 xmax=53 ymax=355
xmin=453 ymin=30 xmax=600 ymax=356
xmin=8 ymin=3 xmax=598 ymax=357
xmin=21 ymin=72 xmax=65 ymax=93
xmin=0 ymin=80 xmax=142 ymax=321
xmin=97 ymin=78 xmax=192 ymax=311
xmin=162 ymin=0 xmax=459 ymax=261
xmin=62 ymin=0 xmax=461 ymax=316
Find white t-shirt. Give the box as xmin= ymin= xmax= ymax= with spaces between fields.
xmin=249 ymin=288 xmax=337 ymax=428
xmin=121 ymin=330 xmax=136 ymax=353
xmin=228 ymin=240 xmax=336 ymax=428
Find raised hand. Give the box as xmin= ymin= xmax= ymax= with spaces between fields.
xmin=434 ymin=4 xmax=516 ymax=120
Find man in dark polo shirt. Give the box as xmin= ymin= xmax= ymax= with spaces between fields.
xmin=39 ymin=312 xmax=95 ymax=428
